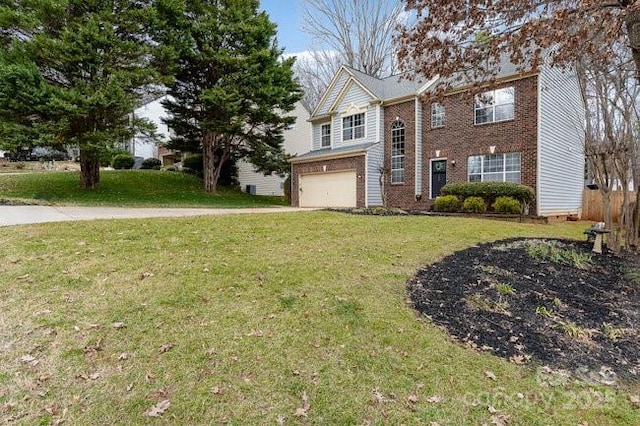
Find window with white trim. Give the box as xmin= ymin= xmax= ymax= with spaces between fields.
xmin=431 ymin=103 xmax=445 ymax=128
xmin=468 ymin=152 xmax=521 ymax=183
xmin=474 ymin=87 xmax=515 ymax=125
xmin=391 ymin=120 xmax=405 ymax=184
xmin=342 ymin=112 xmax=365 ymax=141
xmin=321 ymin=123 xmax=331 ymax=147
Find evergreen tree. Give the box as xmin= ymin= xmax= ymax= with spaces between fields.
xmin=0 ymin=1 xmax=159 ymax=188
xmin=157 ymin=0 xmax=301 ymax=193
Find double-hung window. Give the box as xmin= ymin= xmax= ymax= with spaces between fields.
xmin=474 ymin=87 xmax=515 ymax=124
xmin=431 ymin=103 xmax=445 ymax=128
xmin=321 ymin=123 xmax=331 ymax=147
xmin=391 ymin=120 xmax=405 ymax=184
xmin=468 ymin=152 xmax=521 ymax=183
xmin=342 ymin=112 xmax=365 ymax=141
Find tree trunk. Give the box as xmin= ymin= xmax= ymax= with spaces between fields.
xmin=79 ymin=149 xmax=100 ymax=189
xmin=202 ymin=131 xmax=228 ymax=194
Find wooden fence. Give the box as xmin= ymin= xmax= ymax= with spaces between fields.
xmin=582 ymin=189 xmax=635 ymax=222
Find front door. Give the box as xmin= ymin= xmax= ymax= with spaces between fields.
xmin=431 ymin=159 xmax=447 ymax=198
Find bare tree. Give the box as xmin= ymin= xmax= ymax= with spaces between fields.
xmin=579 ymin=49 xmax=640 ymax=250
xmin=297 ymin=0 xmax=405 ymax=109
xmin=293 ymin=50 xmax=342 ymax=110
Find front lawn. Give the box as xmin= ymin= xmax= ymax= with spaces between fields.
xmin=0 ymin=170 xmax=287 ymax=207
xmin=0 ymin=213 xmax=637 ymax=424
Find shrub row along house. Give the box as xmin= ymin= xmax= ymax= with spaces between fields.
xmin=289 ymin=62 xmax=585 ymax=217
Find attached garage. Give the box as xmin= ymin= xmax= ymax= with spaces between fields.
xmin=299 ymin=171 xmax=357 ymax=207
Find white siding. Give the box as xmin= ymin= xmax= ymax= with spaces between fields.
xmin=366 ymin=143 xmax=384 ymax=206
xmin=312 ymin=121 xmax=330 ymax=151
xmin=132 ymin=96 xmax=171 ymax=159
xmin=316 ymin=71 xmax=350 ymax=116
xmin=537 ymin=66 xmax=585 ymax=216
xmin=237 ymin=161 xmax=285 ymax=196
xmin=334 ymin=81 xmax=377 ymax=149
xmin=238 ymin=101 xmax=312 ymax=196
xmin=415 ymin=100 xmax=423 ymax=195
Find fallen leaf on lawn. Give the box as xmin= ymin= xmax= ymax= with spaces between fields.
xmin=211 ymin=386 xmax=223 ymax=395
xmin=371 ymin=388 xmax=385 ymax=404
xmin=630 ymin=395 xmax=640 ymax=407
xmin=429 ymin=423 xmax=441 ymax=426
xmin=150 ymin=389 xmax=169 ymax=399
xmin=426 ymin=395 xmax=444 ymax=404
xmin=20 ymin=354 xmax=39 ymax=367
xmin=88 ymin=373 xmax=100 ymax=380
xmin=205 ymin=347 xmax=216 ymax=356
xmin=491 ymin=414 xmax=510 ymax=425
xmin=87 ymin=323 xmax=100 ymax=329
xmin=145 ymin=372 xmax=155 ymax=381
xmin=126 ymin=383 xmax=134 ymax=392
xmin=111 ymin=322 xmax=126 ymax=329
xmin=484 ymin=370 xmax=497 ymax=381
xmin=407 ymin=394 xmax=418 ymax=403
xmin=140 ymin=272 xmax=154 ymax=280
xmin=118 ymin=352 xmax=129 ymax=361
xmin=247 ymin=330 xmax=264 ymax=337
xmin=488 ymin=405 xmax=499 ymax=413
xmin=277 ymin=415 xmax=285 ymax=425
xmin=159 ymin=343 xmax=173 ymax=353
xmin=510 ymin=355 xmax=527 ymax=364
xmin=293 ymin=407 xmax=308 ymax=417
xmin=144 ymin=399 xmax=170 ymax=417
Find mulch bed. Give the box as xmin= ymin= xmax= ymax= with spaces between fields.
xmin=408 ymin=238 xmax=640 ymax=384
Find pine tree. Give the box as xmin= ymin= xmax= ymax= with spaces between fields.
xmin=0 ymin=1 xmax=159 ymax=188
xmin=157 ymin=0 xmax=301 ymax=193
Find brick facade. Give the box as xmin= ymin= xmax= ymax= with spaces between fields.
xmin=383 ymin=100 xmax=424 ymax=209
xmin=291 ymin=155 xmax=367 ymax=207
xmin=422 ymin=76 xmax=539 ymax=211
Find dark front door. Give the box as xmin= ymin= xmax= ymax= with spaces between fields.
xmin=431 ymin=160 xmax=447 ymax=198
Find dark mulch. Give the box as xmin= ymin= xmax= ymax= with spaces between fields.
xmin=408 ymin=238 xmax=640 ymax=383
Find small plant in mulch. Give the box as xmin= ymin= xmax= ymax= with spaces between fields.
xmin=407 ymin=237 xmax=640 ymax=384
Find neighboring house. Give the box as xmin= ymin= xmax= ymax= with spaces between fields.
xmin=127 ymin=95 xmax=172 ymax=161
xmin=236 ymin=101 xmax=312 ymax=195
xmin=290 ymin=63 xmax=585 ymax=217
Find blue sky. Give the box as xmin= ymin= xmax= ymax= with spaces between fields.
xmin=261 ymin=0 xmax=310 ymax=54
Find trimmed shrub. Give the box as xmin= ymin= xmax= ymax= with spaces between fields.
xmin=283 ymin=175 xmax=291 ymax=205
xmin=140 ymin=158 xmax=162 ymax=170
xmin=434 ymin=195 xmax=460 ymax=212
xmin=493 ymin=196 xmax=521 ymax=214
xmin=462 ymin=196 xmax=487 ymax=213
xmin=182 ymin=154 xmax=203 ymax=177
xmin=441 ymin=182 xmax=535 ymax=203
xmin=163 ymin=165 xmax=178 ymax=172
xmin=99 ymin=147 xmax=129 ymax=167
xmin=111 ymin=153 xmax=135 ymax=170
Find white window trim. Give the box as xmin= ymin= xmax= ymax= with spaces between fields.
xmin=467 ymin=152 xmax=521 ymax=183
xmin=390 ymin=120 xmax=405 ymax=185
xmin=320 ymin=123 xmax=331 ymax=148
xmin=431 ymin=103 xmax=445 ymax=128
xmin=342 ymin=112 xmax=366 ymax=142
xmin=474 ymin=87 xmax=515 ymax=125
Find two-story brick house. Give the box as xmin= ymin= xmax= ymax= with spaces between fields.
xmin=290 ymin=63 xmax=584 ymax=217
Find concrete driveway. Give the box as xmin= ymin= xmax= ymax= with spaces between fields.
xmin=0 ymin=205 xmax=315 ymax=227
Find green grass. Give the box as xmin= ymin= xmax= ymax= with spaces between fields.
xmin=0 ymin=170 xmax=287 ymax=207
xmin=0 ymin=213 xmax=637 ymax=425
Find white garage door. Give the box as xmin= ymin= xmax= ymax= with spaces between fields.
xmin=299 ymin=171 xmax=357 ymax=207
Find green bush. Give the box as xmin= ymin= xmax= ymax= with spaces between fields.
xmin=283 ymin=175 xmax=291 ymax=205
xmin=99 ymin=147 xmax=129 ymax=167
xmin=182 ymin=154 xmax=203 ymax=176
xmin=441 ymin=182 xmax=535 ymax=203
xmin=163 ymin=165 xmax=178 ymax=172
xmin=462 ymin=196 xmax=487 ymax=213
xmin=492 ymin=196 xmax=521 ymax=214
xmin=433 ymin=195 xmax=460 ymax=212
xmin=111 ymin=153 xmax=135 ymax=170
xmin=140 ymin=158 xmax=162 ymax=170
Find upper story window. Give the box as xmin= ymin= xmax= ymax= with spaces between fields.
xmin=342 ymin=112 xmax=365 ymax=141
xmin=468 ymin=152 xmax=521 ymax=183
xmin=431 ymin=103 xmax=445 ymax=128
xmin=321 ymin=123 xmax=331 ymax=148
xmin=391 ymin=120 xmax=405 ymax=184
xmin=474 ymin=87 xmax=515 ymax=125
